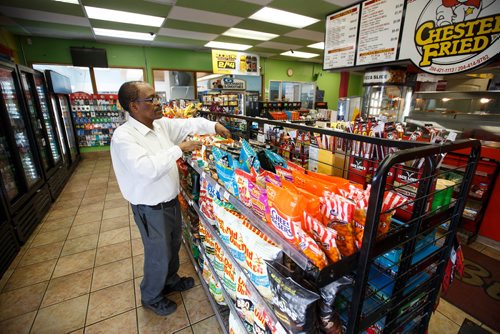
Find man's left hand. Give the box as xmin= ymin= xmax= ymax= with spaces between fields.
xmin=215 ymin=123 xmax=231 ymax=139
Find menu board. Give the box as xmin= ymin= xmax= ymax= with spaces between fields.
xmin=323 ymin=5 xmax=360 ymax=69
xmin=356 ymin=0 xmax=405 ymax=66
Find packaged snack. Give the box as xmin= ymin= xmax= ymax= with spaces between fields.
xmin=209 ymin=275 xmax=226 ymax=306
xmin=294 ymin=228 xmax=329 ymax=270
xmin=200 ymin=253 xmax=212 ymax=285
xmin=266 ymin=260 xmax=321 ymax=333
xmin=287 ymin=161 xmax=306 ymax=174
xmin=213 ymin=198 xmax=230 ymax=246
xmin=304 ymin=213 xmax=341 ymax=263
xmin=199 ymin=176 xmax=220 ymax=221
xmin=240 ymin=139 xmax=261 ymax=173
xmin=236 ymin=275 xmax=254 ymax=331
xmin=201 ymin=223 xmax=216 ymax=261
xmin=259 ymin=170 xmax=282 ymax=187
xmin=249 ymin=181 xmax=271 ymax=221
xmin=229 ymin=311 xmax=239 ymax=334
xmin=225 ymin=209 xmax=247 ymax=267
xmin=212 ymin=147 xmax=239 ymax=196
xmin=319 ymin=276 xmax=353 ymax=334
xmin=292 ymin=170 xmax=339 ymax=197
xmin=241 ymin=219 xmax=282 ymax=300
xmin=321 ymin=195 xmax=356 ymax=257
xmin=223 ymin=257 xmax=237 ymax=301
xmin=235 ymin=169 xmax=255 ymax=207
xmin=257 ymin=150 xmax=277 ymax=173
xmin=307 ymin=170 xmax=351 ymax=190
xmin=266 ymin=182 xmax=303 ymax=242
xmin=264 ymin=149 xmax=288 ymax=168
xmin=213 ymin=241 xmax=225 ymax=278
xmin=253 ymin=306 xmax=271 ymax=334
xmin=275 ymin=165 xmax=293 ymax=181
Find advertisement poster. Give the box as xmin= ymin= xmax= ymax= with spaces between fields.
xmin=356 ymin=0 xmax=405 ymax=66
xmin=324 ymin=5 xmax=360 ymax=69
xmin=211 ymin=49 xmax=260 ymax=76
xmin=399 ymin=0 xmax=500 ymax=74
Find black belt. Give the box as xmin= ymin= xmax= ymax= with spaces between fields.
xmin=147 ymin=197 xmax=178 ymax=210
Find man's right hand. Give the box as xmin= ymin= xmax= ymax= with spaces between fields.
xmin=179 ymin=140 xmax=202 ymax=152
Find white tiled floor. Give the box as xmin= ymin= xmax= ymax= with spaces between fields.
xmin=0 ymin=153 xmax=498 ymax=333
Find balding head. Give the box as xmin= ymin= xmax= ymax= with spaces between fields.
xmin=118 ymin=81 xmax=146 ymax=112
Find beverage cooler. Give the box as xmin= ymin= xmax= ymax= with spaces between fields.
xmin=45 ymin=70 xmax=80 ymax=173
xmin=17 ymin=65 xmax=67 ymax=199
xmin=0 ymin=61 xmax=51 ymax=243
xmin=0 ymin=197 xmax=19 ymax=276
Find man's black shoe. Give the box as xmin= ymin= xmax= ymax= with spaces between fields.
xmin=162 ymin=277 xmax=195 ymax=295
xmin=141 ymin=298 xmax=177 ymax=316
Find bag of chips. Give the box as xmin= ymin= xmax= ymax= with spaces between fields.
xmin=304 ymin=213 xmax=341 ymax=263
xmin=213 ymin=241 xmax=225 ymax=278
xmin=287 ymin=161 xmax=306 ymax=174
xmin=266 ymin=182 xmax=303 ymax=242
xmin=321 ymin=195 xmax=356 ymax=257
xmin=319 ymin=276 xmax=353 ymax=334
xmin=264 ymin=149 xmax=288 ymax=168
xmin=259 ymin=170 xmax=282 ymax=187
xmin=249 ymin=181 xmax=270 ymax=221
xmin=212 ymin=147 xmax=239 ymax=196
xmin=240 ymin=139 xmax=261 ymax=173
xmin=275 ymin=165 xmax=293 ymax=181
xmin=225 ymin=209 xmax=247 ymax=267
xmin=266 ymin=260 xmax=321 ymax=333
xmin=236 ymin=275 xmax=254 ymax=332
xmin=209 ymin=275 xmax=226 ymax=306
xmin=253 ymin=305 xmax=271 ymax=334
xmin=223 ymin=257 xmax=237 ymax=301
xmin=235 ymin=169 xmax=255 ymax=207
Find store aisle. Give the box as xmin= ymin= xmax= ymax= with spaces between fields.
xmin=0 ymin=153 xmax=498 ymax=334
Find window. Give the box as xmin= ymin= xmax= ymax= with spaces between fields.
xmin=94 ymin=68 xmax=144 ymax=94
xmin=32 ymin=64 xmax=93 ymax=93
xmin=153 ymin=70 xmax=195 ymax=101
xmin=269 ymin=80 xmax=316 ymax=108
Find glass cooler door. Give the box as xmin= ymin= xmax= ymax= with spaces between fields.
xmin=0 ymin=126 xmax=20 ymax=201
xmin=57 ymin=95 xmax=78 ymax=163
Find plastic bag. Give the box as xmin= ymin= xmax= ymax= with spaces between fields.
xmin=304 ymin=213 xmax=341 ymax=263
xmin=318 ymin=276 xmax=353 ymax=334
xmin=239 ymin=139 xmax=261 ymax=173
xmin=212 ymin=147 xmax=239 ymax=196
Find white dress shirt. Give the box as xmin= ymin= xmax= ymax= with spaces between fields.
xmin=110 ymin=116 xmax=216 ymax=205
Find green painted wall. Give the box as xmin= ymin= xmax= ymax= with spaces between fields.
xmin=348 ymin=72 xmax=364 ymax=97
xmin=0 ymin=28 xmax=21 ymax=64
xmin=17 ymin=36 xmax=364 ymax=108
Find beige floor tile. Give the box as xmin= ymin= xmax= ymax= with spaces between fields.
xmin=105 ymin=192 xmax=124 ymax=201
xmin=67 ymin=220 xmax=101 ymax=240
xmin=61 ymin=234 xmax=99 ymax=256
xmin=81 ymin=194 xmax=107 ymax=206
xmin=182 ymin=285 xmax=214 ymax=324
xmin=101 ymin=215 xmax=129 ymax=232
xmin=74 ymin=211 xmax=103 ymax=225
xmin=85 ymin=184 xmax=107 ymax=193
xmin=39 ymin=217 xmax=74 ymax=233
xmin=137 ymin=292 xmax=189 ymax=333
xmin=8 ymin=246 xmax=29 ymax=270
xmin=0 ymin=281 xmax=47 ymax=321
xmin=0 ymin=269 xmax=14 ymax=292
xmin=134 ymin=277 xmax=142 ymax=306
xmin=58 ymin=191 xmax=85 ymax=202
xmin=102 ymin=206 xmax=129 ymax=220
xmin=47 ymin=206 xmax=79 ymax=220
xmin=133 ymin=254 xmax=144 ymax=278
xmin=131 ymin=223 xmax=141 ymax=240
xmin=88 ymin=177 xmax=109 ymax=185
xmin=131 ymin=239 xmax=144 ymax=256
xmin=107 ymin=187 xmax=122 ymax=194
xmin=92 ymin=258 xmax=133 ymax=292
xmin=98 ymin=227 xmax=131 ymax=248
xmin=77 ymin=202 xmax=105 ymax=215
xmin=4 ymin=259 xmax=56 ymax=291
xmin=481 ymin=246 xmax=500 ymax=261
xmin=437 ymin=298 xmax=481 ymax=326
xmin=18 ymin=241 xmax=64 ymax=267
xmin=95 ymin=240 xmax=132 ymax=267
xmin=0 ymin=310 xmax=36 ymax=334
xmin=41 ymin=269 xmax=92 ymax=308
xmin=429 ymin=311 xmax=461 ymax=334
xmin=69 ymin=328 xmax=85 ymax=334
xmin=31 ymin=295 xmax=88 ymax=334
xmin=52 ymin=249 xmax=96 ymax=278
xmin=174 ymin=327 xmax=194 ymax=334
xmin=51 ymin=198 xmax=82 ymax=210
xmin=179 ymin=246 xmax=189 ymax=265
xmin=86 ymin=280 xmax=135 ymax=325
xmin=85 ymin=309 xmax=137 ymax=334
xmin=30 ymin=227 xmax=70 ymax=248
xmin=191 ymin=315 xmax=223 ymax=334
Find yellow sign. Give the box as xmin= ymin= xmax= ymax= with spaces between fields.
xmin=211 ymin=49 xmax=260 ymax=76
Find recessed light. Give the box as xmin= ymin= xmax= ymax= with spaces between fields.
xmin=205 ymin=41 xmax=252 ymax=51
xmin=249 ymin=7 xmax=319 ymax=28
xmin=93 ymin=28 xmax=155 ymax=41
xmin=308 ymin=42 xmax=324 ymax=49
xmin=280 ymin=50 xmax=318 ymax=58
xmin=222 ymin=28 xmax=278 ymax=41
xmin=54 ymin=0 xmax=80 ymax=4
xmin=85 ymin=6 xmax=165 ymax=27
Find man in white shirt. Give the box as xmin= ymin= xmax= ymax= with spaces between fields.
xmin=111 ymin=81 xmax=230 ymax=316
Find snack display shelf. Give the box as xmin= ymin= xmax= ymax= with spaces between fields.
xmin=183 ymin=157 xmax=314 ymax=273
xmin=196 ymin=240 xmax=250 ymax=334
xmin=181 ymin=233 xmax=231 ymax=334
xmin=181 ymin=189 xmax=288 ymax=334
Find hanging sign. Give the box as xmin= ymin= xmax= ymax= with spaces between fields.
xmin=220 ymin=77 xmax=246 ymax=90
xmin=399 ymin=0 xmax=500 ymax=75
xmin=363 ymin=69 xmax=406 ymax=84
xmin=211 ymin=49 xmax=260 ymax=76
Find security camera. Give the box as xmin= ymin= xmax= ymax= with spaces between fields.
xmin=149 ymin=32 xmax=155 ymax=36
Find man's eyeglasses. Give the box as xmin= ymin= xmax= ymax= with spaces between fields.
xmin=134 ymin=95 xmax=162 ymax=104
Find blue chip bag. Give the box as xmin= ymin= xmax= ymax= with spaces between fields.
xmin=264 ymin=149 xmax=288 ymax=168
xmin=212 ymin=147 xmax=239 ymax=196
xmin=239 ymin=139 xmax=260 ymax=173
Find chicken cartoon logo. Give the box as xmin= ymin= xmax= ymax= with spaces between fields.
xmin=403 ymin=0 xmax=500 ymax=74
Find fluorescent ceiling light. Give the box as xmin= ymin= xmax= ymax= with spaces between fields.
xmin=205 ymin=41 xmax=252 ymax=51
xmin=197 ymin=73 xmax=224 ymax=81
xmin=308 ymin=42 xmax=324 ymax=49
xmin=249 ymin=7 xmax=319 ymax=28
xmin=93 ymin=28 xmax=155 ymax=41
xmin=281 ymin=50 xmax=319 ymax=58
xmin=85 ymin=6 xmax=165 ymax=27
xmin=222 ymin=28 xmax=278 ymax=41
xmin=54 ymin=0 xmax=80 ymax=4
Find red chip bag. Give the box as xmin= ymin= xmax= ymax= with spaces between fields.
xmin=321 ymin=195 xmax=356 ymax=256
xmin=304 ymin=213 xmax=341 ymax=263
xmin=235 ymin=169 xmax=255 ymax=208
xmin=294 ymin=225 xmax=329 ymax=269
xmin=275 ymin=166 xmax=293 ymax=181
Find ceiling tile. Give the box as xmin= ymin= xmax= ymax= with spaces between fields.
xmin=235 ymin=19 xmax=294 ymax=35
xmin=151 ymin=40 xmax=201 ymax=50
xmin=285 ymin=29 xmax=324 ymax=42
xmin=158 ymin=28 xmax=217 ymax=41
xmin=271 ymin=36 xmax=313 ymax=46
xmin=239 ymin=0 xmax=273 ymax=5
xmin=174 ymin=0 xmax=260 ymax=17
xmin=213 ymin=36 xmax=258 ymax=46
xmin=95 ymin=35 xmax=153 ymax=46
xmin=89 ymin=20 xmax=159 ymax=34
xmin=0 ymin=0 xmax=85 ymax=16
xmin=304 ymin=21 xmax=325 ymax=32
xmin=154 ymin=35 xmax=207 ymax=46
xmin=268 ymin=0 xmax=336 ymax=19
xmin=163 ymin=19 xmax=226 ymax=34
xmin=256 ymin=41 xmax=302 ymax=51
xmin=81 ymin=0 xmax=171 ymax=17
xmin=0 ymin=6 xmax=90 ymax=26
xmin=27 ymin=26 xmax=93 ymax=40
xmin=322 ymin=0 xmax=357 ymax=8
xmin=167 ymin=6 xmax=243 ymax=27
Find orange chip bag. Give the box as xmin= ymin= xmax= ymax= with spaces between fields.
xmin=304 ymin=213 xmax=341 ymax=263
xmin=266 ymin=182 xmax=303 ymax=242
xmin=287 ymin=161 xmax=306 ymax=174
xmin=294 ymin=225 xmax=328 ymax=269
xmin=275 ymin=166 xmax=293 ymax=181
xmin=292 ymin=170 xmax=340 ymax=197
xmin=321 ymin=195 xmax=356 ymax=257
xmin=282 ymin=180 xmax=321 ymax=222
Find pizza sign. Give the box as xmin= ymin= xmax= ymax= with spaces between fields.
xmin=400 ymin=0 xmax=500 ymax=74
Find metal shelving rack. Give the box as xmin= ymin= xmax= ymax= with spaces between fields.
xmin=189 ymin=111 xmax=480 ymax=334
